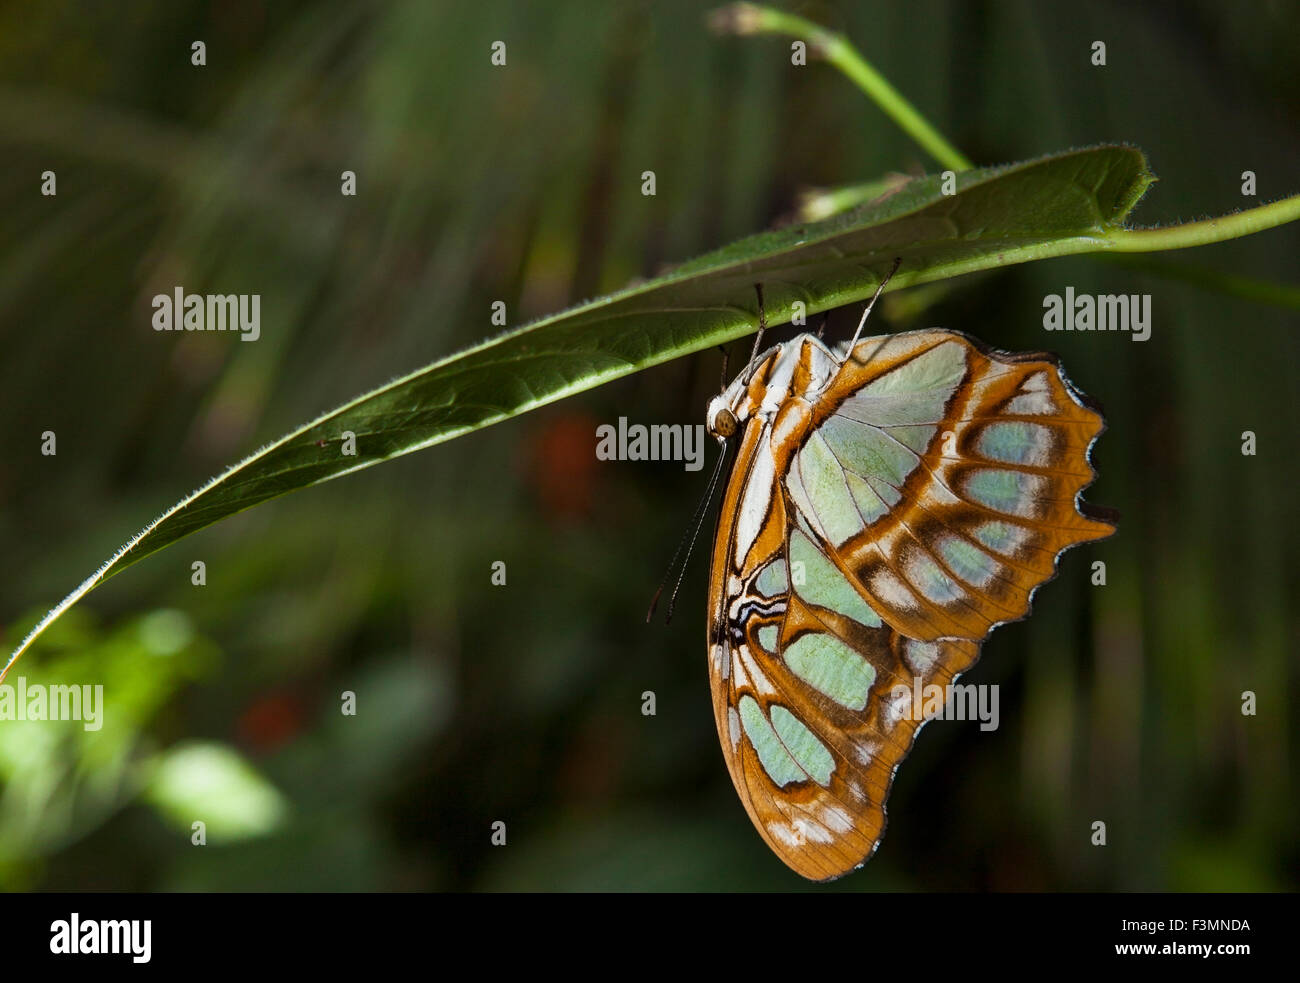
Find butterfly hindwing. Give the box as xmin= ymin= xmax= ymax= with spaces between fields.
xmin=709 ymin=466 xmax=979 ymax=880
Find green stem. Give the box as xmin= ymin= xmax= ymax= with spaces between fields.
xmin=1105 ymin=194 xmax=1300 ymax=251
xmin=711 ymin=3 xmax=973 ymax=171
xmin=796 ymin=174 xmax=912 ymax=221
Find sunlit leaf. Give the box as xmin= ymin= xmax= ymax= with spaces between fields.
xmin=6 ymin=145 xmax=1153 ymax=669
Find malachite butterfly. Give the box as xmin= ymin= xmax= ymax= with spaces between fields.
xmin=702 ymin=286 xmax=1116 ymax=881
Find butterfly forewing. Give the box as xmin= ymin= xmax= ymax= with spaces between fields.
xmin=707 ymin=329 xmax=1114 ymax=880
xmin=788 ymin=331 xmax=1115 ymax=642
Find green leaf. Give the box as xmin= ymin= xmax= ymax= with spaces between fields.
xmin=7 ymin=145 xmax=1155 ymax=670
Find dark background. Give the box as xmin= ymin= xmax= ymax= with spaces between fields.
xmin=0 ymin=0 xmax=1296 ymax=891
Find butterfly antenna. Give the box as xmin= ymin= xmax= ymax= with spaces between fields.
xmin=847 ymin=257 xmax=902 ymax=355
xmin=646 ymin=439 xmax=731 ymax=624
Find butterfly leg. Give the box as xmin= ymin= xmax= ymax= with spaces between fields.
xmin=737 ymin=283 xmax=771 ymax=385
xmin=845 ymin=257 xmax=903 ymax=360
xmin=749 ymin=282 xmax=768 ymax=364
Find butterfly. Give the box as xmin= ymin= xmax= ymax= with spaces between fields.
xmin=700 ymin=274 xmax=1116 ymax=881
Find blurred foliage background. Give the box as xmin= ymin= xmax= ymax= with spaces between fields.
xmin=0 ymin=0 xmax=1296 ymax=891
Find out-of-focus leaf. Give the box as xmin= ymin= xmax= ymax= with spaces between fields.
xmin=144 ymin=742 xmax=288 ymax=842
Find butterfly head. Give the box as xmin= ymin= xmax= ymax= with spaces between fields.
xmin=707 ymin=350 xmax=774 ymax=441
xmin=706 ymin=393 xmax=739 ymax=442
xmin=708 ymin=339 xmax=815 ymax=442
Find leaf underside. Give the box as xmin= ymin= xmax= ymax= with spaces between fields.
xmin=5 ymin=145 xmax=1153 ymax=670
